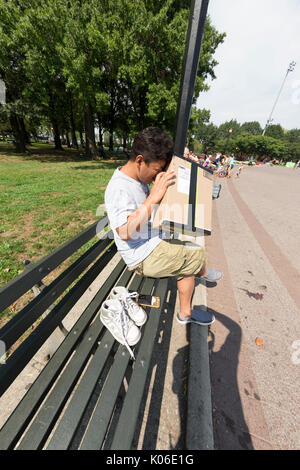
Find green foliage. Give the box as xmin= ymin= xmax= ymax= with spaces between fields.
xmin=231 ymin=134 xmax=288 ymax=159
xmin=0 ymin=0 xmax=225 ymax=152
xmin=189 ymin=107 xmax=219 ymax=153
xmin=284 ymin=128 xmax=300 ymax=143
xmin=264 ymin=124 xmax=284 ymax=140
xmin=240 ymin=121 xmax=262 ymax=135
xmin=190 ymin=113 xmax=299 ymax=161
xmin=218 ymin=119 xmax=241 ymax=139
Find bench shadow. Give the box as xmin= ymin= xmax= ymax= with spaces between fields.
xmin=132 ymin=277 xmax=189 ymax=450
xmin=132 ymin=283 xmax=253 ymax=450
xmin=205 ymin=307 xmax=254 ymax=450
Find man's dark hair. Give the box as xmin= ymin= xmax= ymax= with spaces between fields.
xmin=130 ymin=127 xmax=173 ymax=165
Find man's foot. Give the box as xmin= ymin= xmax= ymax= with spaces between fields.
xmin=202 ymin=269 xmax=223 ymax=282
xmin=177 ymin=309 xmax=215 ymax=326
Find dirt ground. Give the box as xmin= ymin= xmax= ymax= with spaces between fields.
xmin=205 ymin=165 xmax=300 ymax=450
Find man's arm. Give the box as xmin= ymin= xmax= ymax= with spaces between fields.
xmin=116 ymin=170 xmax=175 ymax=241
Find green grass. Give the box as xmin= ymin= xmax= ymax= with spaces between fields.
xmin=0 ymin=143 xmax=124 ymax=292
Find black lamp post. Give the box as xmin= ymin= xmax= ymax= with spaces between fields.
xmin=173 ymin=0 xmax=210 ymax=157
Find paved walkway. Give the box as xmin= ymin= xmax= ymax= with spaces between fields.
xmin=206 ymin=165 xmax=300 ymax=450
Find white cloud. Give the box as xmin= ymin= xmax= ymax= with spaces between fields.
xmin=197 ymin=0 xmax=300 ymax=130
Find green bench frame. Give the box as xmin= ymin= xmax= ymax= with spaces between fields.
xmin=0 ymin=217 xmax=170 ymax=450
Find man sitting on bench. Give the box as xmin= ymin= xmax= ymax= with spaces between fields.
xmin=104 ymin=127 xmax=222 ymax=332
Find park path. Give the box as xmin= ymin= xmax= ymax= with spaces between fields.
xmin=205 ymin=165 xmax=300 ymax=450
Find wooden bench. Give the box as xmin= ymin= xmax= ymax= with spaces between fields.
xmin=0 ymin=216 xmax=170 ymax=450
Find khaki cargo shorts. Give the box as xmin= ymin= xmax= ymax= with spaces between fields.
xmin=131 ymin=239 xmax=207 ymax=281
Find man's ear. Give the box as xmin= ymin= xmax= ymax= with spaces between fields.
xmin=136 ymin=155 xmax=144 ymax=165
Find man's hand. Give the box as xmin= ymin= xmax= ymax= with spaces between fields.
xmin=116 ymin=169 xmax=176 ymax=241
xmin=149 ymin=170 xmax=176 ymax=205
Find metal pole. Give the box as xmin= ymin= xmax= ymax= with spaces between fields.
xmin=262 ymin=61 xmax=296 ymax=136
xmin=173 ymin=0 xmax=210 ymax=156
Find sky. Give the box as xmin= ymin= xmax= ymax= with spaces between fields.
xmin=196 ymin=0 xmax=300 ymax=131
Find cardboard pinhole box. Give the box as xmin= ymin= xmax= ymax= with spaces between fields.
xmin=152 ymin=155 xmax=213 ymax=236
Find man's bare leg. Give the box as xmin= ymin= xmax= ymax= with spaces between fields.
xmin=177 ymin=275 xmax=195 ymax=318
xmin=177 ymin=262 xmax=208 ymax=318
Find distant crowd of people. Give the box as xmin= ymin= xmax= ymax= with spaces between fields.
xmin=183 ymin=148 xmax=240 ymax=178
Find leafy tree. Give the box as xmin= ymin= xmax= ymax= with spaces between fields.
xmin=0 ymin=0 xmax=31 ymax=152
xmin=188 ymin=107 xmax=210 ymax=144
xmin=218 ymin=119 xmax=241 ymax=139
xmin=284 ymin=142 xmax=300 ymax=162
xmin=264 ymin=124 xmax=284 ymax=140
xmin=226 ymin=134 xmax=288 ymax=160
xmin=284 ymin=128 xmax=300 ymax=143
xmin=240 ymin=121 xmax=262 ymax=135
xmin=190 ymin=108 xmax=219 ymax=153
xmin=0 ymin=0 xmax=226 ymax=155
xmin=120 ymin=2 xmax=225 ymax=134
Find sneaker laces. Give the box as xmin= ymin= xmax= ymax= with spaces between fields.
xmin=106 ymin=302 xmax=136 ymax=360
xmin=118 ymin=300 xmax=136 ymax=360
xmin=122 ymin=292 xmax=140 ymax=315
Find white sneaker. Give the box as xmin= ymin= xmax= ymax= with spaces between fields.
xmin=108 ymin=286 xmax=147 ymax=327
xmin=99 ymin=299 xmax=141 ymax=359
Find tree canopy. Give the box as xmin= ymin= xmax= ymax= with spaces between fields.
xmin=0 ymin=0 xmax=225 ymax=156
xmin=191 ymin=114 xmax=300 ymax=161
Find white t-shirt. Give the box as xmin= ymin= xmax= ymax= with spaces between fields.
xmin=104 ymin=168 xmax=162 ymax=267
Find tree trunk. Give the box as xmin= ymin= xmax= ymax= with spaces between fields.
xmin=84 ymin=104 xmax=98 ymax=159
xmin=10 ymin=114 xmax=27 ymax=153
xmin=109 ymin=132 xmax=113 ymax=151
xmin=52 ymin=119 xmax=63 ymax=150
xmin=138 ymin=87 xmax=147 ymax=131
xmin=96 ymin=113 xmax=103 ymax=146
xmin=122 ymin=134 xmax=127 ymax=150
xmin=65 ymin=131 xmax=71 ymax=148
xmin=48 ymin=86 xmax=63 ymax=150
xmin=108 ymin=93 xmax=115 ymax=151
xmin=69 ymin=92 xmax=78 ymax=149
xmin=19 ymin=118 xmax=30 ymax=145
xmin=79 ymin=129 xmax=84 ymax=148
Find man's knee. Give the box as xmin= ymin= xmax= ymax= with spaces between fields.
xmin=195 ymin=261 xmax=207 ymax=278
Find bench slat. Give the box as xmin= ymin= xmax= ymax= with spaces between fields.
xmin=110 ymin=277 xmax=170 ymax=450
xmin=79 ymin=274 xmax=146 ymax=450
xmin=0 ymin=256 xmax=126 ymax=450
xmin=47 ymin=331 xmax=115 ymax=450
xmin=0 ymin=234 xmax=113 ymax=350
xmin=46 ymin=269 xmax=133 ymax=450
xmin=17 ymin=318 xmax=105 ymax=449
xmin=0 ymin=218 xmax=108 ymax=313
xmin=0 ymin=245 xmax=118 ymax=399
xmin=80 ymin=343 xmax=133 ymax=450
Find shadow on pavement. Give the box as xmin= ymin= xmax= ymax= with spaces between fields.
xmin=132 ymin=281 xmax=253 ymax=450
xmin=132 ymin=278 xmax=188 ymax=450
xmin=207 ymin=307 xmax=254 ymax=450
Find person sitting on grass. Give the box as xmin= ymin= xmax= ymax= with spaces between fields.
xmin=104 ymin=127 xmax=223 ymax=328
